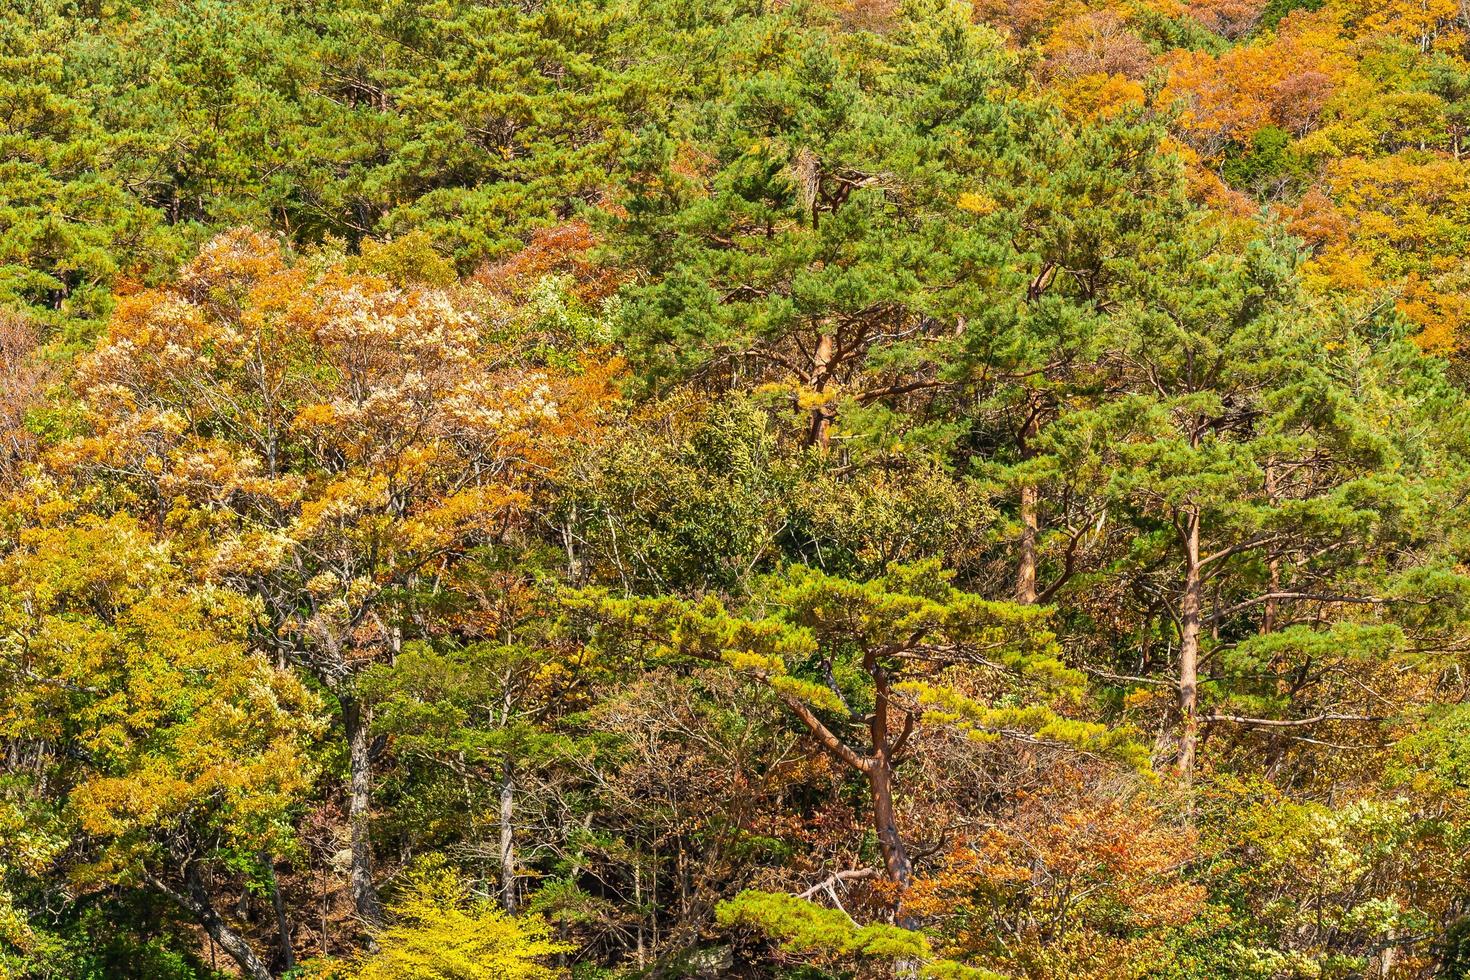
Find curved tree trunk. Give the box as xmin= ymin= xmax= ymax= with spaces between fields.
xmin=148 ymin=866 xmax=273 ymax=980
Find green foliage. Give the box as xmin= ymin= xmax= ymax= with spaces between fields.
xmin=6 ymin=0 xmax=1470 ymax=977
xmin=1260 ymin=0 xmax=1326 ymax=30
xmin=1221 ymin=127 xmax=1310 ymax=194
xmin=717 ymin=891 xmax=1006 ymax=980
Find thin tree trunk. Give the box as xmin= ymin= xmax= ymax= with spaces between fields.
xmin=1015 ymin=402 xmax=1041 ymax=604
xmin=634 ymin=858 xmax=646 ymax=968
xmin=1262 ymin=465 xmax=1280 ymax=638
xmin=261 ymin=852 xmax=296 ymax=972
xmin=342 ymin=695 xmax=383 ymax=928
xmin=1177 ymin=507 xmax=1203 ymax=780
xmin=499 ymin=759 xmax=517 ymax=913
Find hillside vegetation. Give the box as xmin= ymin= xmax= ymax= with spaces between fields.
xmin=5 ymin=0 xmax=1470 ymax=977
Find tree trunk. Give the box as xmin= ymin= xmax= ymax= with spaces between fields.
xmin=1262 ymin=465 xmax=1280 ymax=638
xmin=342 ymin=695 xmax=383 ymax=928
xmin=807 ymin=332 xmax=835 ymax=449
xmin=1177 ymin=507 xmax=1203 ymax=780
xmin=261 ymin=853 xmax=296 ymax=972
xmin=1015 ymin=402 xmax=1041 ymax=604
xmin=499 ymin=759 xmax=517 ymax=913
xmin=151 ymin=866 xmax=273 ymax=980
xmin=1016 ymin=482 xmax=1039 ymax=604
xmin=866 ymin=759 xmax=912 ymax=892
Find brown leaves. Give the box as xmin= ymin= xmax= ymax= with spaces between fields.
xmin=472 ymin=221 xmax=622 ymax=304
xmin=0 ymin=310 xmax=51 ymax=489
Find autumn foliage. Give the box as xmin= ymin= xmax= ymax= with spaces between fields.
xmin=6 ymin=1 xmax=1470 ymax=978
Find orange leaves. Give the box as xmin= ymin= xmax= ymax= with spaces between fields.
xmin=472 ymin=221 xmax=622 ymax=303
xmin=177 ymin=227 xmax=288 ymax=302
xmin=905 ymin=791 xmax=1205 ymax=977
xmin=1280 ymin=186 xmax=1350 ymax=250
xmin=1161 ymin=11 xmax=1346 ymax=152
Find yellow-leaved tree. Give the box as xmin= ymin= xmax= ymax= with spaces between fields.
xmin=351 ymin=864 xmax=569 ymax=980
xmin=0 ymin=509 xmax=319 ymax=979
xmin=49 ymin=229 xmax=618 ymax=928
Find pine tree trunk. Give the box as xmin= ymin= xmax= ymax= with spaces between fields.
xmin=1177 ymin=507 xmax=1203 ymax=780
xmin=1262 ymin=465 xmax=1280 ymax=638
xmin=807 ymin=332 xmax=835 ymax=449
xmin=866 ymin=759 xmax=912 ymax=895
xmin=1015 ymin=403 xmax=1041 ymax=604
xmin=1016 ymin=482 xmax=1039 ymax=604
xmin=342 ymin=695 xmax=383 ymax=928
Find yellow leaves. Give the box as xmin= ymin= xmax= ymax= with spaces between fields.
xmin=719 ymin=647 xmax=787 ymax=674
xmin=305 ymin=571 xmax=340 ymax=598
xmin=72 ymin=773 xmax=193 ymax=837
xmin=956 ymin=191 xmax=999 ymax=215
xmin=353 ymin=864 xmax=570 ymax=980
xmin=0 ymin=514 xmax=321 ymax=875
xmin=292 ymin=474 xmax=390 ymax=540
xmin=209 ymin=529 xmax=294 ymax=577
xmin=357 ymin=231 xmax=458 ymax=288
xmin=770 ymin=675 xmax=851 ymax=716
xmin=1298 ymin=154 xmax=1470 ymax=348
xmin=1122 ymin=687 xmax=1164 ymax=710
xmin=421 ymin=485 xmax=525 ymax=531
xmin=1049 ymin=72 xmax=1145 ymax=123
xmin=795 ymin=387 xmax=838 ymax=412
xmin=294 ymin=402 xmax=338 ymax=430
xmin=1337 ymin=0 xmax=1462 ymax=44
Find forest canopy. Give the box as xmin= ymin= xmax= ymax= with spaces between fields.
xmin=5 ymin=0 xmax=1470 ymax=977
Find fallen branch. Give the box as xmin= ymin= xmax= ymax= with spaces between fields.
xmin=797 ymin=868 xmax=878 ymax=900
xmin=1205 ymin=712 xmax=1383 ymax=728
